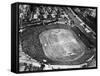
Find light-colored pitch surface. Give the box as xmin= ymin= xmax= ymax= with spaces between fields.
xmin=39 ymin=28 xmax=85 ymax=62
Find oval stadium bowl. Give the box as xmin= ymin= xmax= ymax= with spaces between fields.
xmin=21 ymin=23 xmax=94 ymax=65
